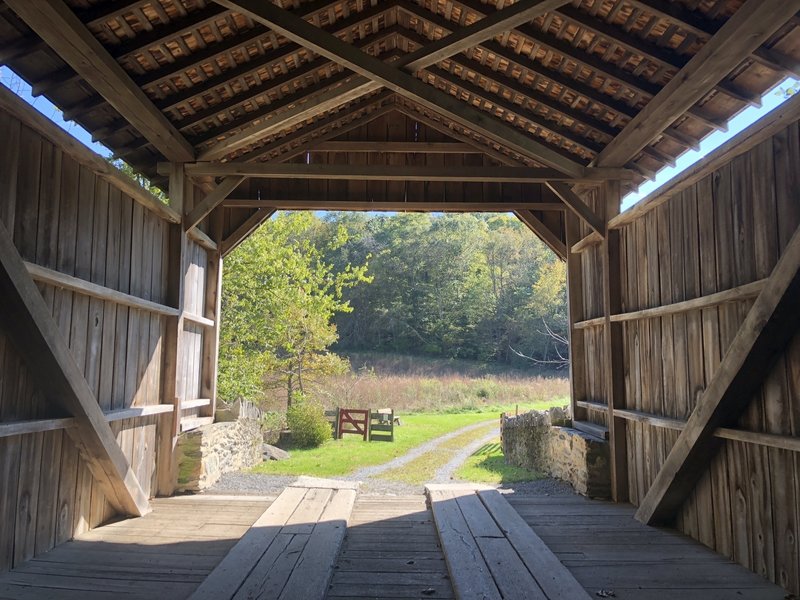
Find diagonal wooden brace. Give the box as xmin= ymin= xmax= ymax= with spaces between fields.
xmin=635 ymin=222 xmax=800 ymax=525
xmin=0 ymin=219 xmax=150 ymax=517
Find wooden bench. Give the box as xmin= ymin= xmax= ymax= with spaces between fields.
xmin=190 ymin=479 xmax=358 ymax=600
xmin=426 ymin=484 xmax=590 ymax=600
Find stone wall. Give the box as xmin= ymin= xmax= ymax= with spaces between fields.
xmin=502 ymin=408 xmax=610 ymax=498
xmin=175 ymin=418 xmax=263 ymax=492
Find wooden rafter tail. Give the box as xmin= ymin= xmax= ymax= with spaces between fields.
xmin=635 ymin=221 xmax=800 ymax=525
xmin=0 ymin=219 xmax=149 ymax=517
xmin=5 ymin=0 xmax=194 ymax=163
xmin=215 ymin=0 xmax=588 ymax=178
xmin=514 ymin=210 xmax=567 ymax=260
xmin=595 ymin=0 xmax=800 ymax=168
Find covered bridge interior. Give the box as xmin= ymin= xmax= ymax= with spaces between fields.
xmin=0 ymin=0 xmax=799 ymax=598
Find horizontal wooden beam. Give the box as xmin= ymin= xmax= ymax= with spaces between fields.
xmin=0 ymin=220 xmax=150 ymax=517
xmin=311 ymin=142 xmax=481 ymax=153
xmin=0 ymin=405 xmax=176 ymax=439
xmin=181 ymin=399 xmax=212 ymax=411
xmin=611 ymin=279 xmax=766 ymax=323
xmin=26 ymin=261 xmax=179 ymax=317
xmin=223 ymin=200 xmax=565 ymax=212
xmin=573 ymin=279 xmax=767 ymax=329
xmin=614 ymin=408 xmax=800 ymax=453
xmin=184 ymin=312 xmax=215 ymax=329
xmin=5 ymin=0 xmax=195 ymax=163
xmin=185 ymin=163 xmax=629 ymax=182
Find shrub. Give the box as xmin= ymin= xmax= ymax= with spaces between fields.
xmin=286 ymin=394 xmax=332 ymax=448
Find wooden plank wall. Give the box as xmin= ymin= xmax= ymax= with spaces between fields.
xmin=575 ymin=119 xmax=800 ymax=593
xmin=0 ymin=105 xmax=208 ymax=572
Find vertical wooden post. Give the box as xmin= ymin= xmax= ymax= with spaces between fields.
xmin=602 ymin=180 xmax=628 ymax=502
xmin=200 ymin=210 xmax=224 ymax=418
xmin=565 ymin=212 xmax=587 ymax=423
xmin=156 ymin=163 xmax=190 ymax=496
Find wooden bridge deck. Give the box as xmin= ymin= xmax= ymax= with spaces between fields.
xmin=0 ymin=495 xmax=273 ymax=600
xmin=327 ymin=494 xmax=455 ymax=599
xmin=506 ymin=493 xmax=786 ymax=600
xmin=0 ymin=490 xmax=788 ymax=600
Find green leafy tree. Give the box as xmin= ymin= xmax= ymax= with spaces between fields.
xmin=218 ymin=212 xmax=371 ymax=407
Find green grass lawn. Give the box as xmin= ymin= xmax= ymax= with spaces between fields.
xmin=377 ymin=421 xmax=499 ymax=485
xmin=455 ymin=438 xmax=541 ymax=484
xmin=251 ymin=400 xmax=561 ymax=478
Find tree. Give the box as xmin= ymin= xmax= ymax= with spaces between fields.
xmin=218 ymin=212 xmax=371 ymax=407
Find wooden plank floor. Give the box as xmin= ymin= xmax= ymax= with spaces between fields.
xmin=506 ymin=493 xmax=787 ymax=600
xmin=427 ymin=485 xmax=590 ymax=600
xmin=0 ymin=495 xmax=272 ymax=600
xmin=192 ymin=483 xmax=357 ymax=600
xmin=327 ymin=494 xmax=455 ymax=600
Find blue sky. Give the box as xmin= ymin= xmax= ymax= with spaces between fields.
xmin=2 ymin=65 xmax=796 ymax=213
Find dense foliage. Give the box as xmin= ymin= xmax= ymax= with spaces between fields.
xmin=218 ymin=212 xmax=370 ymax=404
xmin=217 ymin=211 xmax=567 ymax=406
xmin=285 ymin=394 xmax=332 ymax=448
xmin=319 ymin=212 xmax=567 ymax=367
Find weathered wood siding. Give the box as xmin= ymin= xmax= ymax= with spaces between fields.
xmin=573 ymin=118 xmax=800 ymax=593
xmin=0 ymin=99 xmax=210 ymax=572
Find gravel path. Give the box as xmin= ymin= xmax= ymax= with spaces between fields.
xmin=346 ymin=419 xmax=497 ymax=481
xmin=433 ymin=426 xmax=499 ymax=483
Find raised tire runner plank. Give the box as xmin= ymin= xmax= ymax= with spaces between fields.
xmin=477 ymin=489 xmax=591 ymax=600
xmin=278 ymin=488 xmax=356 ymax=600
xmin=190 ymin=486 xmax=308 ymax=600
xmin=428 ymin=488 xmax=502 ymax=600
xmin=191 ymin=480 xmax=358 ymax=600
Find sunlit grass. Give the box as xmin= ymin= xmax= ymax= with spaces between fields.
xmin=455 ymin=438 xmax=542 ymax=484
xmin=377 ymin=421 xmax=499 ymax=485
xmin=251 ymin=400 xmax=561 ymax=478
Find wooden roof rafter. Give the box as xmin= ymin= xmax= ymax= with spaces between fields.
xmin=213 ymin=0 xmax=599 ymax=179
xmin=4 ymin=0 xmax=195 ymax=163
xmin=196 ymin=0 xmax=577 ymax=163
xmin=398 ymin=0 xmax=725 ymax=131
xmin=596 ymin=0 xmax=800 ymax=168
xmin=70 ymin=0 xmax=401 ymax=146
